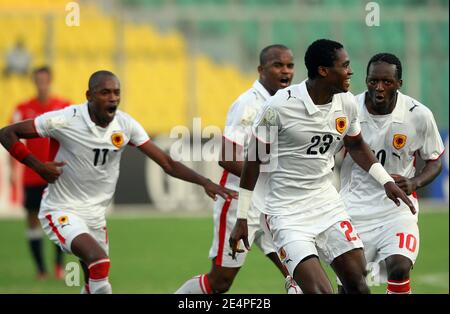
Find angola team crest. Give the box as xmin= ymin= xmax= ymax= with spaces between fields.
xmin=335 ymin=117 xmax=347 ymax=134
xmin=58 ymin=216 xmax=69 ymax=225
xmin=279 ymin=247 xmax=287 ymax=260
xmin=111 ymin=132 xmax=124 ymax=148
xmin=393 ymin=134 xmax=407 ymax=150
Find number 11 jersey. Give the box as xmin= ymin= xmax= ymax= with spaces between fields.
xmin=34 ymin=102 xmax=149 ymax=228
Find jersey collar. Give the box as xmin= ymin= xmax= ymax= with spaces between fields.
xmin=298 ymin=80 xmax=342 ymax=115
xmin=253 ymin=80 xmax=271 ymax=101
xmin=392 ymin=91 xmax=406 ymax=123
xmin=360 ymin=91 xmax=406 ymax=123
xmin=80 ymin=102 xmax=120 ymax=138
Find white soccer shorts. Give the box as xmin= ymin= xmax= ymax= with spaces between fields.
xmin=264 ymin=202 xmax=364 ymax=277
xmin=39 ymin=209 xmax=109 ymax=255
xmin=208 ymin=196 xmax=276 ymax=268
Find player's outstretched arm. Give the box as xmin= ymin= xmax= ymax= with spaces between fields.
xmin=229 ymin=135 xmax=266 ymax=259
xmin=391 ymin=158 xmax=442 ymax=195
xmin=138 ymin=140 xmax=237 ymax=201
xmin=344 ymin=133 xmax=416 ymax=214
xmin=0 ymin=119 xmax=65 ymax=183
xmin=218 ymin=136 xmax=244 ymax=177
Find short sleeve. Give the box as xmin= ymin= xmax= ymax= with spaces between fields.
xmin=223 ymin=99 xmax=259 ymax=146
xmin=34 ymin=108 xmax=69 ymax=138
xmin=419 ymin=110 xmax=445 ymax=160
xmin=346 ymin=97 xmax=361 ymax=137
xmin=252 ymin=104 xmax=280 ymax=144
xmin=127 ymin=115 xmax=150 ymax=147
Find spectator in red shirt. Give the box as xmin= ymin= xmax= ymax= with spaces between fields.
xmin=11 ymin=66 xmax=71 ymax=280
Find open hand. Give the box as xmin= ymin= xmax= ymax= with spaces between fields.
xmin=384 ymin=181 xmax=416 ymax=215
xmin=229 ymin=218 xmax=250 ymax=259
xmin=203 ymin=179 xmax=238 ymax=201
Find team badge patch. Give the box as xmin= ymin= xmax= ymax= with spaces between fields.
xmin=261 ymin=107 xmax=277 ymax=126
xmin=111 ymin=132 xmax=124 ymax=148
xmin=58 ymin=216 xmax=69 ymax=225
xmin=279 ymin=247 xmax=286 ymax=260
xmin=393 ymin=134 xmax=407 ymax=150
xmin=335 ymin=117 xmax=347 ymax=134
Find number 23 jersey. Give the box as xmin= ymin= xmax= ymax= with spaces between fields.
xmin=34 ymin=102 xmax=150 ymax=228
xmin=253 ymin=80 xmax=361 ymax=216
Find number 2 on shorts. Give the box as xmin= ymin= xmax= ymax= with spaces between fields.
xmin=340 ymin=221 xmax=358 ymax=241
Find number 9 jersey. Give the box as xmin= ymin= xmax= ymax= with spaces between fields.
xmin=34 ymin=102 xmax=150 ymax=229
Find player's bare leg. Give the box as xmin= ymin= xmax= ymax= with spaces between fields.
xmin=207 ymin=260 xmax=240 ymax=293
xmin=330 ymin=248 xmax=370 ymax=294
xmin=266 ymin=252 xmax=301 ymax=293
xmin=175 ymin=259 xmax=239 ymax=294
xmin=79 ymin=260 xmax=90 ymax=294
xmin=71 ymin=233 xmax=111 ymax=294
xmin=293 ymin=255 xmax=333 ymax=294
xmin=385 ymin=254 xmax=413 ymax=294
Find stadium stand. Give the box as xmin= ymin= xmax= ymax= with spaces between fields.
xmin=0 ymin=0 xmax=448 ymax=132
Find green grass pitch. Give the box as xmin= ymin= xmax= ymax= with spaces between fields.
xmin=0 ymin=210 xmax=447 ymax=294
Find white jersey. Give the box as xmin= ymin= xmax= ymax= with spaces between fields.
xmin=34 ymin=102 xmax=150 ymax=228
xmin=253 ymin=80 xmax=361 ymax=216
xmin=222 ymin=80 xmax=271 ymax=211
xmin=340 ymin=91 xmax=445 ymax=223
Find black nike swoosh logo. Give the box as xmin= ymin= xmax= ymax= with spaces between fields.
xmin=392 ymin=152 xmax=401 ymax=159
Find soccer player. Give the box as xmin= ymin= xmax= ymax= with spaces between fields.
xmin=338 ymin=53 xmax=444 ymax=294
xmin=229 ymin=39 xmax=416 ymax=294
xmin=0 ymin=70 xmax=237 ymax=294
xmin=10 ymin=66 xmax=70 ymax=280
xmin=176 ymin=45 xmax=301 ymax=294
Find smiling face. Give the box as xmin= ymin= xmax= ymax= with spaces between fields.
xmin=86 ymin=75 xmax=120 ymax=127
xmin=258 ymin=48 xmax=294 ymax=95
xmin=366 ymin=61 xmax=402 ymax=114
xmin=322 ymin=48 xmax=353 ymax=93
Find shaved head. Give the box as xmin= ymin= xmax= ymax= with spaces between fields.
xmin=259 ymin=44 xmax=290 ymax=66
xmin=88 ymin=70 xmax=118 ymax=91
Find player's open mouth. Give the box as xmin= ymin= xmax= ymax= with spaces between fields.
xmin=280 ymin=78 xmax=290 ymax=85
xmin=375 ymin=95 xmax=384 ymax=101
xmin=106 ymin=106 xmax=117 ymax=114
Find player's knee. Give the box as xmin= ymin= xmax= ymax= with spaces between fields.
xmin=300 ymin=280 xmax=333 ymax=294
xmin=83 ymin=250 xmax=108 ymax=265
xmin=208 ymin=273 xmax=235 ymax=294
xmin=387 ymin=263 xmax=411 ymax=281
xmin=343 ymin=277 xmax=370 ymax=294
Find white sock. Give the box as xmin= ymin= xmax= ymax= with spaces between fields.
xmin=89 ymin=278 xmax=112 ymax=294
xmin=88 ymin=258 xmax=112 ymax=294
xmin=175 ymin=274 xmax=212 ymax=294
xmin=80 ymin=283 xmax=90 ymax=294
xmin=285 ymin=275 xmax=303 ymax=294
